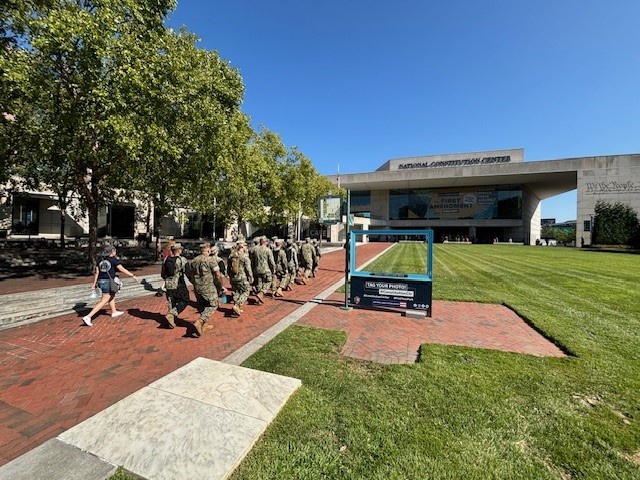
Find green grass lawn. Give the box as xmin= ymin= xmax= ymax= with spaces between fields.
xmin=230 ymin=244 xmax=640 ymax=479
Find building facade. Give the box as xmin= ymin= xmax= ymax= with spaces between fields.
xmin=333 ymin=149 xmax=640 ymax=245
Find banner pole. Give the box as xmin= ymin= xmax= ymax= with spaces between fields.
xmin=341 ymin=189 xmax=352 ymax=311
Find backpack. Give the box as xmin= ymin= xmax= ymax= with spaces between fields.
xmin=163 ymin=256 xmax=178 ymax=278
xmin=184 ymin=258 xmax=197 ymax=284
xmin=229 ymin=254 xmax=241 ymax=277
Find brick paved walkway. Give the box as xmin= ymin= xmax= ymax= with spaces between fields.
xmin=0 ymin=243 xmax=564 ymax=467
xmin=299 ymin=293 xmax=565 ymax=363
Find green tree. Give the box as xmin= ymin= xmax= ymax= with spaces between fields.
xmin=541 ymin=225 xmax=576 ymax=246
xmin=592 ymin=200 xmax=640 ymax=246
xmin=4 ymin=0 xmax=180 ymax=268
xmin=119 ymin=26 xmax=245 ymax=246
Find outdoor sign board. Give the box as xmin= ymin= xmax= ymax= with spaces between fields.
xmin=318 ymin=196 xmax=342 ymax=224
xmin=349 ymin=229 xmax=433 ymax=316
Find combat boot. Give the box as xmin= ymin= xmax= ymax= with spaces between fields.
xmin=232 ymin=305 xmax=242 ymax=316
xmin=257 ymin=292 xmax=265 ymax=304
xmin=275 ymin=287 xmax=284 ymax=297
xmin=165 ymin=313 xmax=175 ymax=329
xmin=193 ymin=319 xmax=203 ymax=337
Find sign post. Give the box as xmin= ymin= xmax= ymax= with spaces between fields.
xmin=341 ymin=190 xmax=352 ymax=310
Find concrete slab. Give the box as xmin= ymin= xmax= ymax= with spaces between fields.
xmin=58 ymin=358 xmax=301 ymax=480
xmin=0 ymin=438 xmax=117 ymax=480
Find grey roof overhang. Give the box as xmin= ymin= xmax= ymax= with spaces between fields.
xmin=338 ymin=158 xmax=582 ymax=200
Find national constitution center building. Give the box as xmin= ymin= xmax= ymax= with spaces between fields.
xmin=333 ymin=148 xmax=640 ymax=245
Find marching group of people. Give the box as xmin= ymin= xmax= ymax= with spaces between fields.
xmin=158 ymin=235 xmax=322 ymax=337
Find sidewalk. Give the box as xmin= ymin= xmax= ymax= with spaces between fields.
xmin=0 ymin=243 xmax=564 ymax=478
xmin=0 ymin=244 xmax=386 ymax=468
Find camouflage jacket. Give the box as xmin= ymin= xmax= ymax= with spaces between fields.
xmin=273 ymin=247 xmax=288 ymax=275
xmin=190 ymin=253 xmax=222 ymax=294
xmin=254 ymin=245 xmax=275 ymax=275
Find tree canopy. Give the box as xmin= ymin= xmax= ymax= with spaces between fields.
xmin=1 ymin=0 xmax=337 ymax=269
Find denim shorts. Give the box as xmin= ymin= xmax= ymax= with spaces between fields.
xmin=97 ymin=279 xmax=112 ymax=294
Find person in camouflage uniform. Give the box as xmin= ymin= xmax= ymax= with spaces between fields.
xmin=285 ymin=238 xmax=298 ymax=290
xmin=227 ymin=239 xmax=253 ymax=316
xmin=312 ymin=238 xmax=322 ymax=277
xmin=248 ymin=237 xmax=260 ymax=293
xmin=191 ymin=243 xmax=223 ymax=336
xmin=272 ymin=238 xmax=288 ymax=297
xmin=300 ymin=237 xmax=315 ymax=284
xmin=161 ymin=243 xmax=189 ymax=329
xmin=254 ymin=236 xmax=275 ymax=303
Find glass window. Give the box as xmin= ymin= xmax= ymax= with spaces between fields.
xmin=583 ymin=220 xmax=591 ymax=232
xmin=389 ymin=185 xmax=522 ymax=221
xmin=350 ymin=191 xmax=370 ymax=207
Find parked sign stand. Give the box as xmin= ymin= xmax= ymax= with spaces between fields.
xmin=348 ymin=229 xmax=434 ymax=317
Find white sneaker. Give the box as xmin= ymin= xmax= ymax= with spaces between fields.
xmin=83 ymin=315 xmax=93 ymax=326
xmin=111 ymin=311 xmax=124 ymax=318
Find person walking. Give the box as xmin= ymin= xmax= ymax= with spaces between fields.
xmin=190 ymin=243 xmax=223 ymax=336
xmin=83 ymin=245 xmax=139 ymax=326
xmin=285 ymin=238 xmax=298 ymax=290
xmin=156 ymin=237 xmax=175 ymax=296
xmin=272 ymin=238 xmax=288 ymax=297
xmin=312 ymin=238 xmax=322 ymax=277
xmin=300 ymin=237 xmax=315 ymax=284
xmin=248 ymin=237 xmax=260 ymax=293
xmin=227 ymin=239 xmax=253 ymax=316
xmin=254 ymin=236 xmax=275 ymax=303
xmin=161 ymin=243 xmax=189 ymax=329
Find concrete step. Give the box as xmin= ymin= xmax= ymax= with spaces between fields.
xmin=0 ymin=274 xmax=164 ymax=329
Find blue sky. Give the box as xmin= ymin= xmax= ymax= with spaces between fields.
xmin=167 ymin=0 xmax=640 ymax=222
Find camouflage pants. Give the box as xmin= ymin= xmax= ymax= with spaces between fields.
xmin=166 ymin=285 xmax=189 ymax=316
xmin=302 ymin=255 xmax=313 ymax=278
xmin=231 ymin=279 xmax=250 ymax=307
xmin=194 ymin=288 xmax=219 ymax=323
xmin=288 ymin=262 xmax=297 ymax=285
xmin=274 ymin=271 xmax=289 ymax=290
xmin=256 ymin=272 xmax=272 ymax=294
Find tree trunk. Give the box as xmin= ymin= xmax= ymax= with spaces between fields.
xmin=87 ymin=202 xmax=98 ymax=273
xmin=59 ymin=210 xmax=66 ymax=248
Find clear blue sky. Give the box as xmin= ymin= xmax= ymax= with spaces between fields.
xmin=167 ymin=0 xmax=640 ymax=222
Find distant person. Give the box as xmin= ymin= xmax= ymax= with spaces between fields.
xmin=227 ymin=239 xmax=253 ymax=316
xmin=156 ymin=238 xmax=175 ymax=296
xmin=83 ymin=245 xmax=139 ymax=326
xmin=190 ymin=243 xmax=224 ymax=336
xmin=300 ymin=237 xmax=315 ymax=284
xmin=272 ymin=239 xmax=288 ymax=297
xmin=161 ymin=243 xmax=189 ymax=329
xmin=312 ymin=238 xmax=321 ymax=277
xmin=254 ymin=236 xmax=275 ymax=303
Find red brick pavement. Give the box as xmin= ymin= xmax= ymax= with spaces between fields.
xmin=0 ymin=242 xmax=564 ymax=466
xmin=0 ymin=244 xmax=382 ymax=466
xmin=298 ymin=293 xmax=565 ymax=364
